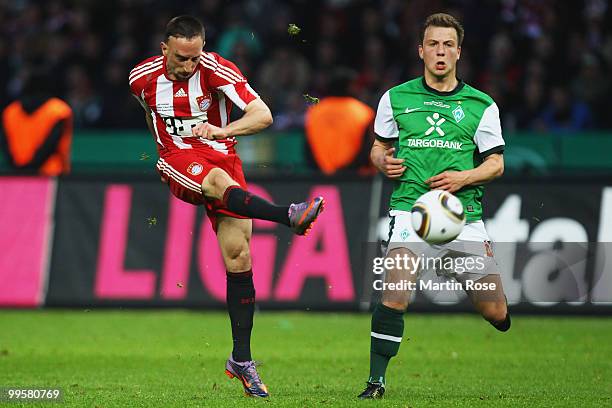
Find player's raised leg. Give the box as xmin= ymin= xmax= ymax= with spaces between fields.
xmin=464 ymin=274 xmax=511 ymax=332
xmin=202 ymin=167 xmax=324 ymax=235
xmin=359 ymin=247 xmax=419 ymax=399
xmin=216 ymin=215 xmax=269 ymax=397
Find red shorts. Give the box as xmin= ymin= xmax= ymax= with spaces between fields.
xmin=156 ymin=147 xmax=248 ymax=228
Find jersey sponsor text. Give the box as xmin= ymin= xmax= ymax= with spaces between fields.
xmin=408 ymin=138 xmax=463 ymax=150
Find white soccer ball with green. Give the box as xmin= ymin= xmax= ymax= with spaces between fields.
xmin=411 ymin=190 xmax=466 ymax=244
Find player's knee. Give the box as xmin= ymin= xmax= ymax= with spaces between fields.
xmin=202 ymin=168 xmax=237 ymax=199
xmin=201 ymin=168 xmax=222 ymax=196
xmin=223 ymin=240 xmax=251 ymax=271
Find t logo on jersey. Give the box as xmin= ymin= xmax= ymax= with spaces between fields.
xmin=196 ymin=94 xmax=212 ymax=112
xmin=452 ymin=105 xmax=465 ymax=123
xmin=425 ymin=113 xmax=445 ymax=136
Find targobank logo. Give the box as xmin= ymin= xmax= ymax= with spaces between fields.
xmin=407 ymin=112 xmax=462 ymax=150
xmin=408 ymin=139 xmax=463 ymax=150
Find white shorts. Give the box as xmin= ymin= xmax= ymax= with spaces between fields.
xmin=383 ymin=210 xmax=499 ymax=278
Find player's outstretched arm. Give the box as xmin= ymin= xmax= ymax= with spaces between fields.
xmin=193 ymin=99 xmax=273 ymax=140
xmin=370 ymin=139 xmax=406 ymax=179
xmin=426 ymin=153 xmax=504 ymax=192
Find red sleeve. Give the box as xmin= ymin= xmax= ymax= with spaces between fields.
xmin=202 ymin=52 xmax=259 ymax=110
xmin=128 ymin=56 xmax=161 ymax=100
xmin=129 ymin=79 xmax=143 ymax=99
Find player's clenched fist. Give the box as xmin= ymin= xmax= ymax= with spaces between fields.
xmin=192 ymin=122 xmax=231 ymax=140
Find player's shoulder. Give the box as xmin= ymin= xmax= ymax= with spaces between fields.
xmin=384 ymin=78 xmax=424 ymax=103
xmin=388 ymin=77 xmax=422 ymax=94
xmin=200 ymin=51 xmax=219 ymax=66
xmin=379 ymin=78 xmax=422 ymax=108
xmin=129 ymin=55 xmax=164 ymax=91
xmin=200 ymin=51 xmax=246 ymax=82
xmin=130 ymin=55 xmax=163 ymax=73
xmin=200 ymin=51 xmax=236 ymax=70
xmin=460 ymin=83 xmax=496 ymax=107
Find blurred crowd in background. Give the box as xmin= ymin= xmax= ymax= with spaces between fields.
xmin=1 ymin=0 xmax=611 ymax=133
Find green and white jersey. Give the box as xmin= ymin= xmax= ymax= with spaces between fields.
xmin=375 ymin=77 xmax=504 ymax=221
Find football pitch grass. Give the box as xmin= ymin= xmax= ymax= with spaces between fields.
xmin=0 ymin=310 xmax=610 ymax=407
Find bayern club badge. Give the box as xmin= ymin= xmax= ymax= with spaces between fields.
xmin=187 ymin=162 xmax=204 ymax=176
xmin=196 ymin=94 xmax=212 ymax=112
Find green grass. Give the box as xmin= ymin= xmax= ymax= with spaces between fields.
xmin=0 ymin=311 xmax=610 ymax=407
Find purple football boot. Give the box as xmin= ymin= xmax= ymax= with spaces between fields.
xmin=225 ymin=357 xmax=269 ymax=398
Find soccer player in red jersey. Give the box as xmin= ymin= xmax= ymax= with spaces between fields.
xmin=129 ymin=15 xmax=324 ymax=398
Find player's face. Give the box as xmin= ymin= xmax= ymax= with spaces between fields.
xmin=161 ymin=36 xmax=204 ymax=81
xmin=418 ymin=26 xmax=461 ymax=79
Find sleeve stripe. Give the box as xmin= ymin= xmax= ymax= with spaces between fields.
xmin=199 ymin=60 xmax=216 ymax=70
xmin=199 ymin=61 xmax=237 ymax=84
xmin=129 ymin=57 xmax=163 ymax=78
xmin=129 ymin=59 xmax=160 ymax=77
xmin=129 ymin=65 xmax=163 ymax=86
xmin=199 ymin=60 xmax=219 ymax=73
xmin=217 ymin=64 xmax=245 ymax=82
xmin=215 ymin=71 xmax=238 ymax=84
xmin=201 ymin=52 xmax=245 ymax=82
xmin=480 ymin=145 xmax=504 ymax=158
xmin=201 ymin=53 xmax=243 ymax=80
xmin=129 ymin=62 xmax=162 ymax=83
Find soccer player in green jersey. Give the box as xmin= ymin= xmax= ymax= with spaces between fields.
xmin=358 ymin=13 xmax=510 ymax=399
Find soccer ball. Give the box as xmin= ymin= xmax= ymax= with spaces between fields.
xmin=411 ymin=190 xmax=466 ymax=244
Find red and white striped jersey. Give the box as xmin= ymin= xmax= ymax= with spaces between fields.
xmin=129 ymin=52 xmax=259 ymax=155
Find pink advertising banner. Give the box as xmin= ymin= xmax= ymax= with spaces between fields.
xmin=91 ymin=184 xmax=354 ymax=303
xmin=44 ymin=178 xmax=367 ymax=308
xmin=3 ymin=175 xmax=611 ymax=312
xmin=0 ymin=177 xmax=55 ymax=307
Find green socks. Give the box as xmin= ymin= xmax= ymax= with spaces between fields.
xmin=368 ymin=303 xmax=405 ymax=384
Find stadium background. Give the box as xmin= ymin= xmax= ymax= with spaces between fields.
xmin=0 ymin=1 xmax=611 ymax=406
